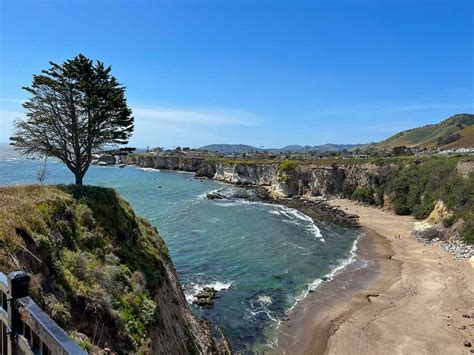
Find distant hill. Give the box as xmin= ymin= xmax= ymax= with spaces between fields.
xmin=199 ymin=143 xmax=361 ymax=154
xmin=370 ymin=113 xmax=474 ymax=149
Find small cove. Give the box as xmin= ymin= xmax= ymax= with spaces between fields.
xmin=0 ymin=159 xmax=361 ymax=351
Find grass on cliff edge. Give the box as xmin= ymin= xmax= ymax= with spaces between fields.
xmin=0 ymin=184 xmax=169 ymax=353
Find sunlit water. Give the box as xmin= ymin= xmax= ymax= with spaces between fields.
xmin=0 ymin=158 xmax=360 ymax=351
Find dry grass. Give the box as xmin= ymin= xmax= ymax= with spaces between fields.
xmin=443 ymin=125 xmax=474 ymax=149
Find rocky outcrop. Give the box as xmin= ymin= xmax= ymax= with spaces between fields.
xmin=412 ymin=201 xmax=474 ymax=259
xmin=92 ymin=154 xmax=116 ymax=165
xmin=256 ymin=187 xmax=360 ymax=228
xmin=192 ymin=287 xmax=217 ymax=307
xmin=212 ymin=163 xmax=276 ymax=185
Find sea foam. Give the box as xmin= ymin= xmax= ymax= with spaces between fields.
xmin=184 ymin=280 xmax=233 ymax=304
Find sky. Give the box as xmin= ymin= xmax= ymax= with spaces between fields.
xmin=0 ymin=0 xmax=472 ymax=149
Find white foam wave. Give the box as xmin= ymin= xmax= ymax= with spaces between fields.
xmin=246 ymin=294 xmax=277 ymax=322
xmin=184 ymin=280 xmax=232 ymax=304
xmin=212 ymin=199 xmax=324 ymax=241
xmin=176 ymin=170 xmax=194 ymax=175
xmin=136 ymin=167 xmax=160 ymax=172
xmin=273 ymin=205 xmax=324 ymax=241
xmin=288 ymin=233 xmax=362 ymax=311
xmin=258 ymin=295 xmax=273 ymax=305
xmin=197 ymin=188 xmax=220 ymax=200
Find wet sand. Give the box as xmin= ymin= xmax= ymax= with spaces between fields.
xmin=278 ymin=199 xmax=474 ymax=355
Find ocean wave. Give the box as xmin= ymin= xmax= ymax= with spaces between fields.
xmin=271 ymin=204 xmax=324 ymax=241
xmin=287 ymin=233 xmax=362 ymax=311
xmin=136 ymin=167 xmax=161 ymax=172
xmin=216 ymin=199 xmax=324 ymax=241
xmin=197 ymin=187 xmax=225 ymax=200
xmin=175 ymin=170 xmax=195 ymax=175
xmin=245 ymin=294 xmax=277 ymax=323
xmin=184 ymin=280 xmax=232 ymax=304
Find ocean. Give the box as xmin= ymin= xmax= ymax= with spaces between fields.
xmin=0 ymin=157 xmax=361 ymax=351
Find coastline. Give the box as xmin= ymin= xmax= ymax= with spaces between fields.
xmin=278 ymin=199 xmax=474 ymax=354
xmin=277 ymin=226 xmax=394 ymax=353
xmin=122 ymin=163 xmax=474 ymax=353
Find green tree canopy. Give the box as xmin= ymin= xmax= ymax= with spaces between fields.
xmin=10 ymin=54 xmax=134 ymax=185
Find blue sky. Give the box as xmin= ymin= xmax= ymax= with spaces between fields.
xmin=0 ymin=0 xmax=472 ymax=148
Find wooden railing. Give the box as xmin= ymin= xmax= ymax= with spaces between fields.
xmin=0 ymin=271 xmax=86 ymax=355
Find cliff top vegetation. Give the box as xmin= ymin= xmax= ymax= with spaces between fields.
xmin=0 ymin=185 xmax=169 ymax=353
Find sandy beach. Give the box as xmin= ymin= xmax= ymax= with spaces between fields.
xmin=278 ymin=198 xmax=474 ymax=354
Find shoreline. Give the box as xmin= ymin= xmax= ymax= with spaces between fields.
xmin=277 ymin=226 xmax=395 ymax=353
xmin=278 ymin=199 xmax=474 ymax=354
xmin=122 ymin=164 xmax=474 ymax=352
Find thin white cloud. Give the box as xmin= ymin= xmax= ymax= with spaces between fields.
xmin=129 ymin=105 xmax=262 ymax=147
xmin=0 ymin=99 xmax=24 ymax=104
xmin=0 ymin=103 xmax=262 ymax=146
xmin=132 ymin=106 xmax=261 ymax=127
xmin=315 ymin=102 xmax=473 ymax=116
xmin=389 ymin=103 xmax=473 ymax=112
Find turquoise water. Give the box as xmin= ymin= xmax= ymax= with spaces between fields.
xmin=0 ymin=159 xmax=360 ymax=351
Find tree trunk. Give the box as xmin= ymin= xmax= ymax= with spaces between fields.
xmin=75 ymin=173 xmax=83 ymax=186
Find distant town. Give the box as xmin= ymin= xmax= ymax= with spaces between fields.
xmin=92 ymin=144 xmax=474 ymax=166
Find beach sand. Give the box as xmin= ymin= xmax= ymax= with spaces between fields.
xmin=278 ymin=199 xmax=474 ymax=354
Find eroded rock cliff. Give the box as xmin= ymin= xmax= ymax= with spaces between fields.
xmin=122 ymin=155 xmax=384 ymax=199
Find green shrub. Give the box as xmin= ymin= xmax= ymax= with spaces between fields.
xmin=140 ymin=298 xmax=158 ymax=326
xmin=34 ymin=233 xmax=54 ymax=256
xmin=460 ymin=211 xmax=474 ymax=243
xmin=342 ymin=181 xmax=355 ymax=197
xmin=393 ymin=204 xmax=412 ymax=216
xmin=442 ymin=214 xmax=456 ymax=228
xmin=351 ymin=187 xmax=375 ymax=204
xmin=44 ymin=296 xmax=71 ymax=327
xmin=278 ymin=160 xmax=298 ymax=172
xmin=412 ymin=198 xmax=435 ymax=220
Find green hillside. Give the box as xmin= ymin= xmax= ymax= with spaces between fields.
xmin=373 ymin=113 xmax=474 ymax=149
xmin=0 ymin=185 xmax=218 ymax=353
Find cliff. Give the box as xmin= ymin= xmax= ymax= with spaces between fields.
xmin=0 ymin=185 xmax=226 ymax=354
xmin=123 ymin=154 xmax=385 ymax=198
xmin=123 ymin=154 xmax=474 ymax=244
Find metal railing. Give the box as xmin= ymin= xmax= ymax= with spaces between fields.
xmin=0 ymin=271 xmax=86 ymax=355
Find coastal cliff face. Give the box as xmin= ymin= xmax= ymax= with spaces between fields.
xmin=125 ymin=154 xmax=205 ymax=172
xmin=212 ymin=163 xmax=276 ymax=185
xmin=0 ymin=185 xmax=224 ymax=354
xmin=124 ymin=154 xmax=473 ymax=244
xmin=123 ymin=154 xmax=382 ymax=198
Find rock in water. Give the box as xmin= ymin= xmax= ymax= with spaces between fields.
xmin=206 ymin=192 xmax=225 ymax=200
xmin=193 ymin=287 xmax=217 ymax=307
